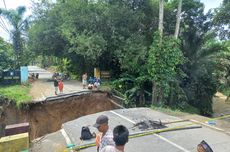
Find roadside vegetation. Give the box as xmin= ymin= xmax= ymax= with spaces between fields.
xmin=222 ymin=88 xmax=230 ymax=97
xmin=0 ymin=0 xmax=229 ymax=115
xmin=151 ymin=104 xmax=200 ymax=116
xmin=0 ymin=85 xmax=32 ymax=107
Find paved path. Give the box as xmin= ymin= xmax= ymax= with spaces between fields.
xmin=28 ymin=66 xmax=85 ymax=101
xmin=30 ymin=79 xmax=86 ymax=101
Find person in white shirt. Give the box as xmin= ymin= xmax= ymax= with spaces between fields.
xmin=93 ymin=115 xmax=115 ymax=152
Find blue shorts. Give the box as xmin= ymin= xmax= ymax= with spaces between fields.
xmin=82 ymin=80 xmax=87 ymax=85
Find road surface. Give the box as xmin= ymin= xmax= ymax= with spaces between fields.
xmin=28 ymin=66 xmax=85 ymax=101
xmin=31 ymin=108 xmax=230 ymax=152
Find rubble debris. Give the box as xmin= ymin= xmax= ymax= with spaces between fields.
xmin=133 ymin=120 xmax=166 ymax=131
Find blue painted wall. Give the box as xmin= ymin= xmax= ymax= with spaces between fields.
xmin=20 ymin=67 xmax=28 ymax=83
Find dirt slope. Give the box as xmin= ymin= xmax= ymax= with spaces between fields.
xmin=0 ymin=92 xmax=119 ymax=140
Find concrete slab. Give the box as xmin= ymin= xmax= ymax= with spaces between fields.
xmin=0 ymin=133 xmax=29 ymax=152
xmin=112 ymin=108 xmax=181 ymax=123
xmin=159 ymin=126 xmax=230 ymax=152
xmin=81 ymin=134 xmax=184 ymax=152
xmin=62 ymin=108 xmax=177 ymax=146
xmin=30 ymin=131 xmax=67 ymax=152
xmin=62 ymin=110 xmax=136 ymax=146
xmin=5 ymin=123 xmax=29 ymax=136
xmin=62 ymin=108 xmax=230 ymax=152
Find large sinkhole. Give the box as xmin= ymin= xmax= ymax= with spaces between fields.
xmin=0 ymin=91 xmax=120 ymax=140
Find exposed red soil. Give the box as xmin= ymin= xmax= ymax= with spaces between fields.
xmin=0 ymin=91 xmax=119 ymax=140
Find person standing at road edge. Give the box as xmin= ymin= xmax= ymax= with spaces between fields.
xmin=54 ymin=77 xmax=58 ymax=95
xmin=58 ymin=79 xmax=64 ymax=94
xmin=93 ymin=115 xmax=115 ymax=151
xmin=82 ymin=73 xmax=87 ymax=89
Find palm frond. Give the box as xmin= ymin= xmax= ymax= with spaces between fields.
xmin=198 ymin=42 xmax=227 ymax=59
xmin=18 ymin=18 xmax=30 ymax=31
xmin=16 ymin=6 xmax=26 ymax=17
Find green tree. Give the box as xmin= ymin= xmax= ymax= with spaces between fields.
xmin=0 ymin=37 xmax=13 ymax=71
xmin=213 ymin=0 xmax=230 ymax=40
xmin=148 ymin=32 xmax=184 ymax=104
xmin=0 ymin=6 xmax=30 ymax=68
xmin=29 ymin=0 xmax=157 ymax=75
xmin=28 ymin=0 xmax=229 ymax=116
xmin=180 ymin=33 xmax=229 ymax=115
xmin=175 ymin=0 xmax=229 ymax=115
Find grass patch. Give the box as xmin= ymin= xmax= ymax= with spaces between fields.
xmin=0 ymin=84 xmax=32 ymax=107
xmin=221 ymin=87 xmax=230 ymax=97
xmin=100 ymin=80 xmax=113 ymax=91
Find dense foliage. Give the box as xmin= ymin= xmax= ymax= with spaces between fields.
xmin=27 ymin=0 xmax=230 ymax=115
xmin=213 ymin=0 xmax=230 ymax=40
xmin=0 ymin=37 xmax=13 ymax=71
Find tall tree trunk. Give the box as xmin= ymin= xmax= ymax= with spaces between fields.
xmin=152 ymin=0 xmax=164 ymax=104
xmin=167 ymin=0 xmax=182 ymax=104
xmin=159 ymin=0 xmax=164 ymax=41
xmin=174 ymin=0 xmax=182 ymax=39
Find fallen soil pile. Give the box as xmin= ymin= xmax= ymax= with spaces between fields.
xmin=0 ymin=91 xmax=119 ymax=140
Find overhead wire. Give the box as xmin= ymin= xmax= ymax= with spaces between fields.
xmin=0 ymin=22 xmax=7 ymax=32
xmin=0 ymin=17 xmax=10 ymax=34
xmin=0 ymin=0 xmax=13 ymax=37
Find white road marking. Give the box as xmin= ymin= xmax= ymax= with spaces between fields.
xmin=154 ymin=134 xmax=190 ymax=152
xmin=60 ymin=129 xmax=74 ymax=152
xmin=110 ymin=110 xmax=190 ymax=152
xmin=110 ymin=110 xmax=136 ymax=124
xmin=60 ymin=129 xmax=72 ymax=144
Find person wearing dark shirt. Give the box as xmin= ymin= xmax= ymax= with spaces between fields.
xmin=54 ymin=77 xmax=58 ymax=95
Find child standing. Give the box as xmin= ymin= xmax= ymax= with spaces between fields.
xmin=58 ymin=79 xmax=64 ymax=94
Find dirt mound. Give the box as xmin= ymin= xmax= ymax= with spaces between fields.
xmin=0 ymin=91 xmax=119 ymax=140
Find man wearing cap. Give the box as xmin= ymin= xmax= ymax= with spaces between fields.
xmin=94 ymin=115 xmax=115 ymax=152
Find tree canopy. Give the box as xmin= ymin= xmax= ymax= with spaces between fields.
xmin=0 ymin=6 xmax=31 ymax=68
xmin=0 ymin=37 xmax=13 ymax=71
xmin=26 ymin=0 xmax=230 ymax=115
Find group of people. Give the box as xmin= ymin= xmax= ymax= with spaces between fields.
xmin=31 ymin=73 xmax=39 ymax=79
xmin=53 ymin=77 xmax=64 ymax=95
xmin=93 ymin=115 xmax=129 ymax=152
xmin=93 ymin=115 xmax=213 ymax=152
xmin=53 ymin=72 xmax=102 ymax=95
xmin=82 ymin=73 xmax=101 ymax=90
